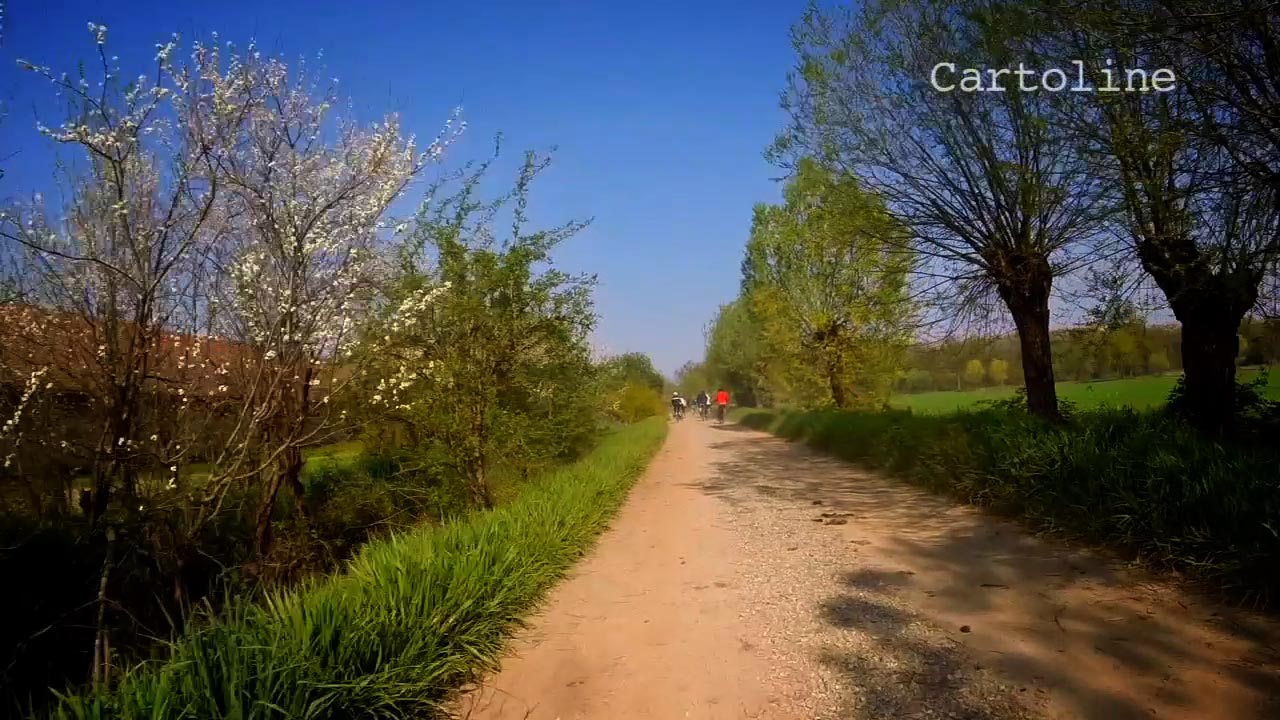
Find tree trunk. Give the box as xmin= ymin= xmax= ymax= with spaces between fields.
xmin=90 ymin=384 xmax=140 ymax=524
xmin=469 ymin=462 xmax=494 ymax=510
xmin=254 ymin=469 xmax=285 ymax=557
xmin=998 ymin=268 xmax=1060 ymax=421
xmin=91 ymin=529 xmax=116 ymax=691
xmin=828 ymin=371 xmax=848 ymax=409
xmin=815 ymin=333 xmax=849 ymax=409
xmin=466 ymin=403 xmax=493 ymax=509
xmin=1176 ymin=307 xmax=1243 ymax=433
xmin=825 ymin=345 xmax=848 ymax=409
xmin=254 ymin=445 xmax=311 ymax=557
xmin=281 ymin=444 xmax=309 ymax=526
xmin=173 ymin=551 xmax=189 ymax=621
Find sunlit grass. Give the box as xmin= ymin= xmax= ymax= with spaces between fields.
xmin=71 ymin=440 xmax=367 ymax=494
xmin=302 ymin=440 xmax=363 ymax=464
xmin=49 ymin=418 xmax=667 ymax=719
xmin=891 ymin=369 xmax=1279 ymax=414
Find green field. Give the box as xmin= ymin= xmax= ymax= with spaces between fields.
xmin=891 ymin=369 xmax=1280 ymax=414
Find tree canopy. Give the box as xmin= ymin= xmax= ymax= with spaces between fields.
xmin=702 ymin=159 xmax=915 ymax=409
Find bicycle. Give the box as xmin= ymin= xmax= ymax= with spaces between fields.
xmin=716 ymin=404 xmax=727 ymax=424
xmin=671 ymin=404 xmax=685 ymax=421
xmin=697 ymin=403 xmax=709 ymax=421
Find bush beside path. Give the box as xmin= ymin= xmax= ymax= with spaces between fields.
xmin=48 ymin=419 xmax=667 ymax=719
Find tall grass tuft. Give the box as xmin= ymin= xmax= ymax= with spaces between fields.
xmin=49 ymin=418 xmax=667 ymax=720
xmin=741 ymin=408 xmax=1280 ymax=606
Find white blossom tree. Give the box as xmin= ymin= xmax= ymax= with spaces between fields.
xmin=0 ymin=28 xmax=461 ymax=691
xmin=0 ymin=24 xmax=271 ymax=687
xmin=207 ymin=52 xmax=461 ymax=555
xmin=1 ymin=25 xmax=251 ymax=522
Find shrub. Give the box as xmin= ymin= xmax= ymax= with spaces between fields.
xmin=5 ymin=445 xmax=487 ymax=717
xmin=1165 ymin=369 xmax=1280 ymax=442
xmin=963 ymin=358 xmax=985 ymax=386
xmin=47 ymin=418 xmax=666 ymax=719
xmin=612 ymin=382 xmax=667 ymax=424
xmin=742 ymin=408 xmax=1280 ymax=605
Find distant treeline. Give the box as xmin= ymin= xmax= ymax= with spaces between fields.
xmin=899 ymin=318 xmax=1280 ymax=394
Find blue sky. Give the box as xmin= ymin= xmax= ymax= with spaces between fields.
xmin=0 ymin=0 xmax=805 ymax=376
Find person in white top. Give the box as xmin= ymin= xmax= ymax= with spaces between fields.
xmin=670 ymin=391 xmax=687 ymax=420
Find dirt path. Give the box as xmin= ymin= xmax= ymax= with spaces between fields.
xmin=460 ymin=421 xmax=1280 ymax=720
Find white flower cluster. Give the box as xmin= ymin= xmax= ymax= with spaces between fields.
xmin=387 ymin=283 xmax=450 ymax=334
xmin=210 ymin=59 xmax=461 ymax=371
xmin=1 ymin=367 xmax=50 ymax=469
xmin=2 ymin=367 xmax=49 ymax=437
xmin=369 ymin=358 xmax=438 ymax=410
xmin=6 ymin=26 xmax=474 ymax=471
xmin=88 ymin=22 xmax=108 ymax=45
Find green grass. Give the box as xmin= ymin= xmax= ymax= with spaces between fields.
xmin=740 ymin=408 xmax=1280 ymax=607
xmin=71 ymin=440 xmax=367 ymax=494
xmin=892 ymin=369 xmax=1280 ymax=414
xmin=49 ymin=418 xmax=668 ymax=720
xmin=303 ymin=440 xmax=364 ymax=464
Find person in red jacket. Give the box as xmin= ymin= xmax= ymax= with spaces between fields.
xmin=714 ymin=387 xmax=730 ymax=423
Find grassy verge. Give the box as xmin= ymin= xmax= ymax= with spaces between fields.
xmin=50 ymin=418 xmax=667 ymax=719
xmin=740 ymin=408 xmax=1280 ymax=606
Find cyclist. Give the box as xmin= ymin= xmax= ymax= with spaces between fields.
xmin=695 ymin=389 xmax=710 ymax=420
xmin=715 ymin=387 xmax=730 ymax=423
xmin=670 ymin=391 xmax=686 ymax=421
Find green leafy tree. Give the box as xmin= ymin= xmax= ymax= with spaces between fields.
xmin=369 ymin=150 xmax=596 ymax=508
xmin=1241 ymin=317 xmax=1280 ymax=365
xmin=1109 ymin=329 xmax=1144 ymax=377
xmin=705 ymin=299 xmax=767 ymax=407
xmin=602 ymin=352 xmax=666 ymax=394
xmin=601 ymin=352 xmax=669 ymax=422
xmin=674 ymin=361 xmax=713 ymax=398
xmin=901 ymin=368 xmax=933 ymax=393
xmin=988 ymin=358 xmax=1010 ymax=386
xmin=1149 ymin=350 xmax=1172 ymax=374
xmin=742 ymin=159 xmax=914 ymax=408
xmin=770 ymin=0 xmax=1111 ymax=419
xmin=963 ymin=359 xmax=986 ymax=387
xmin=612 ymin=382 xmax=666 ymax=423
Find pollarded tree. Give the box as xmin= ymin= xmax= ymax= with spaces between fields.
xmin=1046 ymin=0 xmax=1280 ymax=431
xmin=743 ymin=159 xmax=914 ymax=408
xmin=771 ymin=0 xmax=1113 ymax=419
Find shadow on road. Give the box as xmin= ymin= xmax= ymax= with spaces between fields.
xmin=706 ymin=423 xmax=756 ymax=433
xmin=814 ymin=589 xmax=1021 ymax=719
xmin=691 ymin=427 xmax=1280 ymax=720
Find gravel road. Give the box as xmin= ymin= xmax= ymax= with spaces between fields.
xmin=458 ymin=420 xmax=1280 ymax=720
